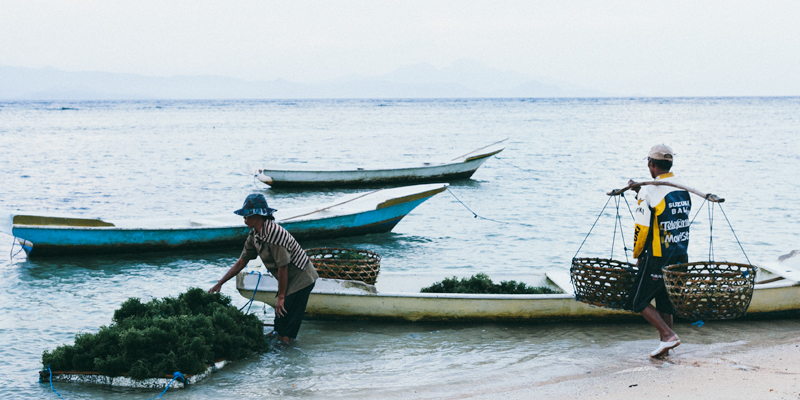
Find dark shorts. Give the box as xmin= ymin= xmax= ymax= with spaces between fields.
xmin=274 ymin=282 xmax=315 ymax=339
xmin=627 ymin=254 xmax=688 ymax=314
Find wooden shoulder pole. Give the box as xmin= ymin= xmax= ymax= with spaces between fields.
xmin=608 ymin=181 xmax=724 ymax=203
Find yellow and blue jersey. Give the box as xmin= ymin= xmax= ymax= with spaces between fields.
xmin=632 ymin=173 xmax=691 ymax=259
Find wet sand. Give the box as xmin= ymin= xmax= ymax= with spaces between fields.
xmin=466 ymin=334 xmax=800 ymax=399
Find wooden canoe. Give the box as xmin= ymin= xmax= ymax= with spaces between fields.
xmin=236 ymin=252 xmax=800 ymax=322
xmin=1 ymin=183 xmax=448 ymax=257
xmin=252 ymin=142 xmax=504 ymax=188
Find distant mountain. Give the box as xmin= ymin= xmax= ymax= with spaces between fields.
xmin=0 ymin=62 xmax=612 ymax=100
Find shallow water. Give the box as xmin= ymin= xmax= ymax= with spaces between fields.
xmin=1 ymin=97 xmax=799 ymax=398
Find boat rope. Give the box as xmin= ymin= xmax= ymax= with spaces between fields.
xmin=449 ymin=138 xmax=508 ymax=161
xmin=45 ymin=366 xmax=65 ymax=399
xmin=445 ymin=188 xmax=537 ymax=227
xmin=492 ymin=156 xmax=537 ymax=172
xmin=278 ymin=189 xmax=384 ymax=222
xmin=147 ymin=371 xmax=185 ymax=399
xmin=9 ymin=236 xmax=25 ymax=262
xmin=239 ymin=271 xmax=262 ymax=313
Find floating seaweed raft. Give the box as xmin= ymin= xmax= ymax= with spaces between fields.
xmin=39 ymin=360 xmax=227 ymax=389
xmin=39 ymin=289 xmax=268 ymax=389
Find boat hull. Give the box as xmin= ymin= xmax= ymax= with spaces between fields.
xmin=10 ymin=226 xmax=248 ymax=257
xmin=4 ymin=184 xmax=448 ymax=257
xmin=237 ymin=274 xmax=636 ymax=322
xmin=257 ymin=149 xmax=502 ymax=188
xmin=280 ymin=195 xmax=432 ymax=240
xmin=237 ymin=273 xmax=800 ymax=322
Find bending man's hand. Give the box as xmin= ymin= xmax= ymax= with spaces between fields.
xmin=208 ymin=282 xmax=223 ymax=294
xmin=208 ymin=258 xmax=248 ymax=294
xmin=274 ymin=297 xmax=287 ymax=317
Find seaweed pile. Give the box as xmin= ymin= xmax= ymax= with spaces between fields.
xmin=421 ymin=273 xmax=559 ymax=294
xmin=42 ymin=288 xmax=268 ymax=380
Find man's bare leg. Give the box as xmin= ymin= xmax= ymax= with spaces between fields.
xmin=660 ymin=311 xmax=673 ymax=329
xmin=642 ymin=305 xmax=679 ymax=342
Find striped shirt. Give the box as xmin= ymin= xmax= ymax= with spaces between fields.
xmin=253 ymin=220 xmax=311 ymax=270
xmin=241 ymin=220 xmax=317 ymax=296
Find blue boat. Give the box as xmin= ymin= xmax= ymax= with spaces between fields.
xmin=1 ymin=183 xmax=448 ymax=258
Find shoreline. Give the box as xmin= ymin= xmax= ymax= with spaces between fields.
xmin=465 ymin=334 xmax=800 ymax=399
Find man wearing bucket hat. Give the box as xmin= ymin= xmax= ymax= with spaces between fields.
xmin=210 ymin=194 xmax=318 ymax=344
xmin=626 ymin=144 xmax=691 ymax=358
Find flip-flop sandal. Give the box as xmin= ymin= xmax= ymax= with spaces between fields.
xmin=650 ymin=340 xmax=680 ymax=357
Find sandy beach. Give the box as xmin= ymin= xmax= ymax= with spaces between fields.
xmin=465 ymin=334 xmax=800 ymax=400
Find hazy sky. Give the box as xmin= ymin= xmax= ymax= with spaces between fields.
xmin=3 ymin=1 xmax=799 ymax=96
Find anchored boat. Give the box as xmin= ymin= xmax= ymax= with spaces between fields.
xmin=251 ymin=141 xmax=505 ymax=188
xmin=236 ymin=252 xmax=800 ymax=322
xmin=2 ymin=183 xmax=448 ymax=258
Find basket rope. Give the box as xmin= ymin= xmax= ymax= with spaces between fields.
xmin=305 ymin=248 xmax=381 ymax=285
xmin=574 ymin=184 xmax=756 ymax=319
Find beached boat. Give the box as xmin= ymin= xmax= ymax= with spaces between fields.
xmin=236 ymin=252 xmax=800 ymax=322
xmin=1 ymin=183 xmax=448 ymax=258
xmin=251 ymin=141 xmax=505 ymax=188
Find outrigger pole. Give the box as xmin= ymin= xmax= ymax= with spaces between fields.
xmin=449 ymin=138 xmax=508 ymax=161
xmin=607 ymin=181 xmax=725 ymax=203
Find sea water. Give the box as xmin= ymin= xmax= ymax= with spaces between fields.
xmin=1 ymin=98 xmax=798 ymax=398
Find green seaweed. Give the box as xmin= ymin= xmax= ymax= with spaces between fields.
xmin=42 ymin=288 xmax=268 ymax=380
xmin=420 ymin=273 xmax=559 ymax=295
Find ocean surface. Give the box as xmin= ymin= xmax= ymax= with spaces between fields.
xmin=1 ymin=97 xmax=798 ymax=399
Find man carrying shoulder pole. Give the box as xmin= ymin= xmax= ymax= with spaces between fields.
xmin=626 ymin=144 xmax=691 ymax=358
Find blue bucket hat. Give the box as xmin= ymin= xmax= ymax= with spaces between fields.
xmin=234 ymin=194 xmax=277 ymax=217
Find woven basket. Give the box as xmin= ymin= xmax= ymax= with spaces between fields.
xmin=571 ymin=258 xmax=638 ymax=309
xmin=663 ymin=262 xmax=757 ymax=321
xmin=305 ymin=248 xmax=381 ymax=285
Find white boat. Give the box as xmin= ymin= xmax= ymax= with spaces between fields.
xmin=236 ymin=252 xmax=800 ymax=322
xmin=1 ymin=183 xmax=448 ymax=258
xmin=252 ymin=141 xmax=505 ymax=188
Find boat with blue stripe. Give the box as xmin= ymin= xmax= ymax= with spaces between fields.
xmin=1 ymin=183 xmax=448 ymax=258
